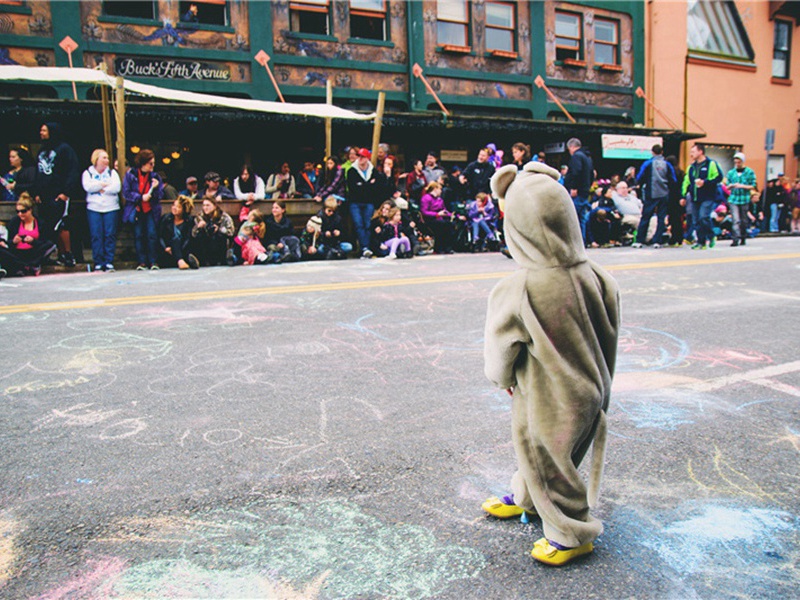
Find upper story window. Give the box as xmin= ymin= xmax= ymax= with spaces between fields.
xmin=437 ymin=0 xmax=469 ymax=47
xmin=594 ymin=18 xmax=619 ymax=65
xmin=687 ymin=0 xmax=753 ymax=61
xmin=103 ymin=1 xmax=156 ymax=20
xmin=349 ymin=0 xmax=386 ymax=41
xmin=773 ymin=19 xmax=792 ymax=78
xmin=555 ymin=11 xmax=582 ymax=61
xmin=485 ymin=1 xmax=515 ymax=53
xmin=290 ymin=0 xmax=330 ymax=35
xmin=178 ymin=1 xmax=228 ymax=27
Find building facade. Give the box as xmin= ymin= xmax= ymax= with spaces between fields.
xmin=0 ymin=0 xmax=661 ymax=180
xmin=647 ymin=0 xmax=800 ymax=180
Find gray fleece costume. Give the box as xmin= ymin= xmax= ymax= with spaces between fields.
xmin=485 ymin=162 xmax=620 ymax=548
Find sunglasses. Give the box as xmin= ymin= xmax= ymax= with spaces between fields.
xmin=16 ymin=208 xmax=30 ymax=213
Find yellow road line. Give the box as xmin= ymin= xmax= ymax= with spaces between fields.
xmin=1 ymin=251 xmax=798 ymax=315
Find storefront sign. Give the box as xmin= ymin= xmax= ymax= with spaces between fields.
xmin=114 ymin=57 xmax=231 ymax=81
xmin=543 ymin=142 xmax=565 ymax=154
xmin=601 ymin=134 xmax=663 ymax=159
xmin=440 ymin=150 xmax=468 ymax=162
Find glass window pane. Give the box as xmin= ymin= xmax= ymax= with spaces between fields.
xmin=775 ymin=22 xmax=789 ymax=51
xmin=486 ymin=3 xmax=513 ymax=28
xmin=438 ymin=21 xmax=467 ymax=46
xmin=687 ymin=0 xmax=751 ymax=59
xmin=556 ymin=13 xmax=579 ymax=39
xmin=486 ymin=28 xmax=513 ymax=52
xmin=350 ymin=0 xmax=383 ymax=12
xmin=595 ymin=20 xmax=616 ymax=43
xmin=595 ymin=44 xmax=615 ymax=64
xmin=556 ymin=37 xmax=579 ymax=50
xmin=773 ymin=55 xmax=787 ymax=78
xmin=438 ymin=0 xmax=466 ymax=22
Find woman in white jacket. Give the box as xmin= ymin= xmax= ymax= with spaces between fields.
xmin=82 ymin=149 xmax=121 ymax=271
xmin=233 ymin=164 xmax=265 ymax=221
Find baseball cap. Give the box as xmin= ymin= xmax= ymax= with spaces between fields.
xmin=204 ymin=171 xmax=220 ymax=182
xmin=733 ymin=152 xmax=745 ymax=162
xmin=186 ymin=176 xmax=198 ymax=184
xmin=357 ymin=148 xmax=371 ymax=158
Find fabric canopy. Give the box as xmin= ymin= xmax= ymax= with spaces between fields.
xmin=0 ymin=65 xmax=376 ymax=121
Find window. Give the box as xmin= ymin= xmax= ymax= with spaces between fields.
xmin=594 ymin=18 xmax=619 ymax=65
xmin=687 ymin=0 xmax=753 ymax=60
xmin=485 ymin=1 xmax=515 ymax=53
xmin=290 ymin=0 xmax=329 ymax=35
xmin=178 ymin=1 xmax=228 ymax=27
xmin=555 ymin=11 xmax=582 ymax=61
xmin=349 ymin=0 xmax=386 ymax=41
xmin=103 ymin=1 xmax=155 ymax=20
xmin=773 ymin=20 xmax=792 ymax=78
xmin=437 ymin=0 xmax=469 ymax=47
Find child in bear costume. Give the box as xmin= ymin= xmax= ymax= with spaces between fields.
xmin=482 ymin=161 xmax=620 ymax=566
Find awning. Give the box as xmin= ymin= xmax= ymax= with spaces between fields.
xmin=0 ymin=65 xmax=376 ymax=121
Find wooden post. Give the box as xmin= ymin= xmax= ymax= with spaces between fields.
xmin=325 ymin=79 xmax=333 ymax=158
xmin=370 ymin=91 xmax=385 ymax=167
xmin=115 ymin=76 xmax=126 ymax=175
xmin=99 ymin=63 xmax=113 ymax=165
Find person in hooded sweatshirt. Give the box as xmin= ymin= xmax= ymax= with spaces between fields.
xmin=481 ymin=161 xmax=620 ymax=567
xmin=34 ymin=122 xmax=80 ymax=267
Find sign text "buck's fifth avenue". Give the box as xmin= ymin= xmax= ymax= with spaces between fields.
xmin=114 ymin=57 xmax=231 ymax=81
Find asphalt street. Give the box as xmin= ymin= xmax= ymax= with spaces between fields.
xmin=1 ymin=237 xmax=799 ymax=599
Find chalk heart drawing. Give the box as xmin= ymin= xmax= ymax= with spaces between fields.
xmin=50 ymin=501 xmax=486 ymax=599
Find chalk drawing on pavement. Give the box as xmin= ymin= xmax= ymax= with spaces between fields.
xmin=0 ymin=517 xmax=18 ymax=587
xmin=607 ymin=501 xmax=799 ymax=599
xmin=616 ymin=326 xmax=690 ymax=373
xmin=131 ymin=301 xmax=292 ymax=331
xmin=1 ymin=364 xmax=114 ymax=398
xmin=73 ymin=500 xmax=487 ymax=599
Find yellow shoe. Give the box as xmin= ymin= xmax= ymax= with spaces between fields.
xmin=530 ymin=537 xmax=593 ymax=566
xmin=481 ymin=495 xmax=536 ymax=519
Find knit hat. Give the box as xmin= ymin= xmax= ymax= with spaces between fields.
xmin=733 ymin=152 xmax=745 ymax=162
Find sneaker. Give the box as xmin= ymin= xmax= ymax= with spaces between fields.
xmin=150 ymin=264 xmax=160 ymax=270
xmin=690 ymin=243 xmax=706 ymax=250
xmin=652 ymin=243 xmax=661 ymax=249
xmin=226 ymin=248 xmax=236 ymax=266
xmin=481 ymin=495 xmax=536 ymax=519
xmin=94 ymin=264 xmax=104 ymax=272
xmin=709 ymin=237 xmax=716 ymax=248
xmin=631 ymin=242 xmax=643 ymax=249
xmin=106 ymin=264 xmax=115 ymax=272
xmin=731 ymin=240 xmax=740 ymax=247
xmin=386 ymin=252 xmax=397 ymax=260
xmin=741 ymin=238 xmax=746 ymax=245
xmin=362 ymin=248 xmax=373 ymax=259
xmin=136 ymin=264 xmax=147 ymax=271
xmin=63 ymin=252 xmax=76 ymax=268
xmin=0 ymin=267 xmax=6 ymax=280
xmin=186 ymin=253 xmax=200 ymax=270
xmin=530 ymin=537 xmax=593 ymax=567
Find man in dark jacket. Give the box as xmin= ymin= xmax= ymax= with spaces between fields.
xmin=346 ymin=148 xmax=385 ymax=257
xmin=460 ymin=148 xmax=496 ymax=200
xmin=34 ymin=122 xmax=80 ymax=266
xmin=634 ymin=144 xmax=677 ymax=248
xmin=563 ymin=137 xmax=593 ymax=245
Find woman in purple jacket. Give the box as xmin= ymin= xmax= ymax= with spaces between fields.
xmin=313 ymin=156 xmax=346 ymax=204
xmin=420 ymin=181 xmax=455 ymax=254
xmin=122 ymin=149 xmax=164 ymax=270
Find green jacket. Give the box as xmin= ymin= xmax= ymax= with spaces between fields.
xmin=726 ymin=166 xmax=756 ymax=206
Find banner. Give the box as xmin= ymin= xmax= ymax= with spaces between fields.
xmin=601 ymin=134 xmax=663 ymax=159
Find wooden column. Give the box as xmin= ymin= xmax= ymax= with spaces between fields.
xmin=100 ymin=63 xmax=113 ymax=165
xmin=370 ymin=92 xmax=386 ymax=166
xmin=115 ymin=76 xmax=126 ymax=174
xmin=325 ymin=79 xmax=333 ymax=158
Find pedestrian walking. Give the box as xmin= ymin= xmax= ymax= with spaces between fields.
xmin=725 ymin=152 xmax=756 ymax=246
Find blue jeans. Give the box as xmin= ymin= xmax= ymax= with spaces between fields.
xmin=471 ymin=220 xmax=496 ymax=242
xmin=134 ymin=212 xmax=159 ymax=266
xmin=637 ymin=196 xmax=668 ymax=245
xmin=573 ymin=196 xmax=591 ymax=244
xmin=769 ymin=204 xmax=781 ymax=232
xmin=349 ymin=202 xmax=374 ymax=252
xmin=87 ymin=209 xmax=119 ymax=267
xmin=695 ymin=200 xmax=716 ymax=245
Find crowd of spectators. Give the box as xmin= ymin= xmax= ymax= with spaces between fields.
xmin=1 ymin=122 xmax=798 ymax=278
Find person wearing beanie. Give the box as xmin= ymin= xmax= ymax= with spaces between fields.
xmin=724 ymin=152 xmax=756 ymax=246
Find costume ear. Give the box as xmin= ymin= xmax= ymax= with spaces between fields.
xmin=490 ymin=164 xmax=518 ymax=201
xmin=522 ymin=161 xmax=561 ymax=181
